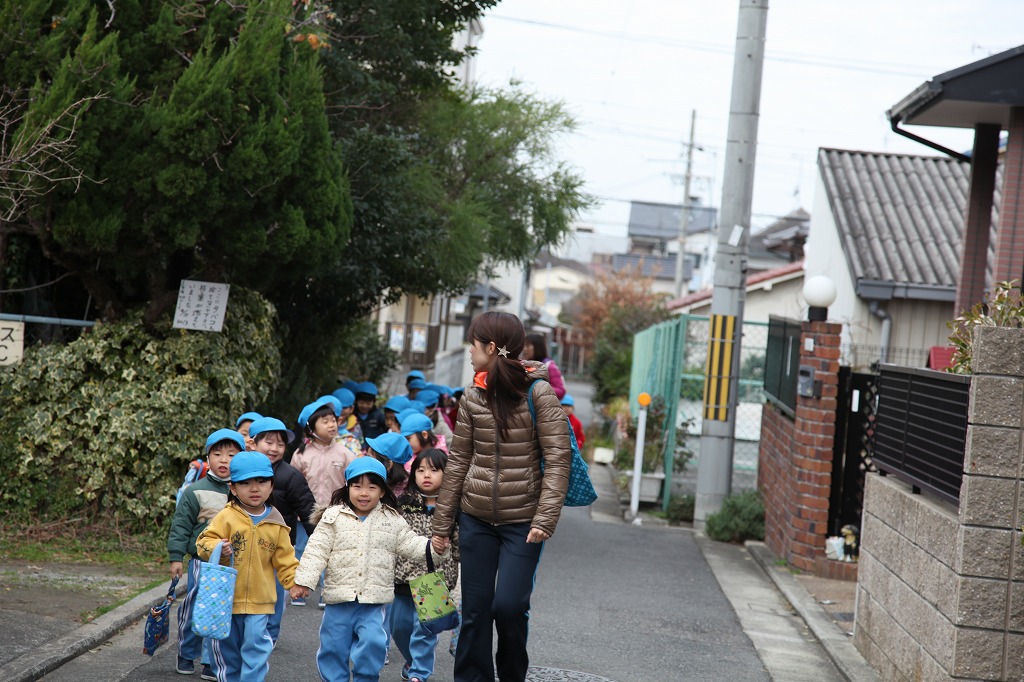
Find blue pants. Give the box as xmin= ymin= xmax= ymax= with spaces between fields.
xmin=176 ymin=558 xmax=213 ymax=665
xmin=317 ymin=601 xmax=388 ymax=682
xmin=390 ymin=593 xmax=438 ymax=681
xmin=268 ymin=572 xmax=285 ymax=642
xmin=210 ymin=613 xmax=273 ymax=682
xmin=455 ymin=512 xmax=543 ymax=682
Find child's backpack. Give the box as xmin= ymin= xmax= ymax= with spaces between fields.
xmin=175 ymin=459 xmax=209 ymax=504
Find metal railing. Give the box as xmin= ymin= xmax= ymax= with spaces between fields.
xmin=873 ymin=364 xmax=970 ymax=505
xmin=762 ymin=315 xmax=801 ymax=417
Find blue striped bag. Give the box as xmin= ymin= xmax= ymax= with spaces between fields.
xmin=527 ymin=380 xmax=598 ymax=507
xmin=191 ymin=542 xmax=236 ymax=640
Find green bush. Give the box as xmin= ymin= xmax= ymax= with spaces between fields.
xmin=704 ymin=490 xmax=765 ymax=543
xmin=667 ymin=495 xmax=695 ymax=524
xmin=0 ymin=288 xmax=281 ymax=529
xmin=613 ymin=396 xmax=693 ymax=474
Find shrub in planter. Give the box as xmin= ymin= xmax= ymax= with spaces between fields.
xmin=704 ymin=490 xmax=765 ymax=543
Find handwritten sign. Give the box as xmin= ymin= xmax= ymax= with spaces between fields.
xmin=0 ymin=321 xmax=25 ymax=365
xmin=172 ymin=280 xmax=230 ymax=332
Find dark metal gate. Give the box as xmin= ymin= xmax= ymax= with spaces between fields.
xmin=829 ymin=367 xmax=878 ymax=535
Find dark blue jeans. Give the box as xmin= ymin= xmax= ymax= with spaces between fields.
xmin=455 ymin=511 xmax=544 ymax=682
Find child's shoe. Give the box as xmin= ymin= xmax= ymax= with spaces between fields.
xmin=318 ymin=593 xmax=326 ymax=609
xmin=176 ymin=656 xmax=195 ymax=675
xmin=200 ymin=664 xmax=216 ymax=681
xmin=291 ymin=596 xmax=306 ymax=606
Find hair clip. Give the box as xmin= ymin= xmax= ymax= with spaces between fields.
xmin=497 ymin=345 xmax=510 ymax=358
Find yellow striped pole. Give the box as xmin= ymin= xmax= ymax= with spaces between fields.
xmin=703 ymin=314 xmax=737 ymax=421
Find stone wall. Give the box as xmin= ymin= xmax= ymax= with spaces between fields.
xmin=855 ymin=325 xmax=1024 ymax=681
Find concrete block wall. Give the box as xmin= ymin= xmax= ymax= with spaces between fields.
xmin=855 ymin=325 xmax=1024 ymax=681
xmin=758 ymin=320 xmax=842 ymax=573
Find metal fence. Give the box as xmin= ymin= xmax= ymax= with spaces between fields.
xmin=873 ymin=364 xmax=970 ymax=505
xmin=763 ymin=315 xmax=802 ymax=417
xmin=630 ymin=314 xmax=768 ymax=504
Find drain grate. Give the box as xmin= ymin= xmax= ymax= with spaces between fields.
xmin=527 ymin=668 xmax=619 ymax=682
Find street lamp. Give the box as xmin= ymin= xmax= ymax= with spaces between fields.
xmin=803 ymin=275 xmax=837 ymax=322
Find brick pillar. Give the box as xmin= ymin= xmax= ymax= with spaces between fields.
xmin=993 ymin=107 xmax=1024 ymax=285
xmin=955 ymin=123 xmax=1001 ymax=314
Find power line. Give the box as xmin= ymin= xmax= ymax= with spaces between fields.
xmin=486 ymin=14 xmax=937 ymax=79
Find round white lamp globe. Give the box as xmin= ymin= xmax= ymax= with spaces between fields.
xmin=803 ymin=275 xmax=837 ymax=320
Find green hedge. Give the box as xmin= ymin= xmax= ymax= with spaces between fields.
xmin=0 ymin=288 xmax=281 ymax=529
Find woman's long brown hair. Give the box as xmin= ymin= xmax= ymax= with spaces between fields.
xmin=468 ymin=311 xmax=531 ymax=438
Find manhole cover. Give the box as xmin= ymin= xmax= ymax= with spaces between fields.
xmin=526 ymin=668 xmax=619 ymax=682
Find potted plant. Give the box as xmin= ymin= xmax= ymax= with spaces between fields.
xmin=613 ymin=396 xmax=692 ymax=503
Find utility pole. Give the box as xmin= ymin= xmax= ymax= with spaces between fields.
xmin=694 ymin=0 xmax=769 ymax=528
xmin=674 ymin=110 xmax=697 ymax=299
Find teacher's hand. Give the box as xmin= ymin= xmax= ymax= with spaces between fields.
xmin=526 ymin=527 xmax=550 ymax=544
xmin=432 ymin=535 xmax=451 ymax=554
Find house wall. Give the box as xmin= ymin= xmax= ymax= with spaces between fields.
xmin=679 ymin=275 xmax=804 ymax=322
xmin=855 ymin=326 xmax=1024 ymax=681
xmin=531 ymin=265 xmax=591 ymax=320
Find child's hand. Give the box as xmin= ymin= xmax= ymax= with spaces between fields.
xmin=431 ymin=535 xmax=450 ymax=554
xmin=289 ymin=585 xmax=310 ymax=600
xmin=220 ymin=539 xmax=233 ymax=557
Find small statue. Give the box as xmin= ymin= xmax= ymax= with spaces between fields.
xmin=840 ymin=524 xmax=860 ymax=562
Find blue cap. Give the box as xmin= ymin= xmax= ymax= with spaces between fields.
xmin=416 ymin=390 xmax=440 ymax=408
xmin=384 ymin=395 xmax=412 ymax=413
xmin=407 ymin=400 xmax=426 ymax=414
xmin=396 ymin=408 xmax=422 ymax=425
xmin=345 ymin=457 xmax=388 ymax=482
xmin=230 ymin=451 xmax=274 ymax=482
xmin=356 ymin=381 xmax=378 ymax=397
xmin=407 ymin=370 xmax=426 ymax=381
xmin=408 ymin=378 xmax=428 ymax=390
xmin=331 ymin=388 xmax=355 ymax=407
xmin=205 ymin=429 xmax=246 ymax=454
xmin=366 ymin=432 xmax=414 ymax=464
xmin=319 ymin=395 xmax=343 ymax=416
xmin=298 ymin=397 xmax=337 ymax=427
xmin=341 ymin=379 xmax=361 ymax=393
xmin=235 ymin=412 xmax=263 ymax=428
xmin=399 ymin=413 xmax=433 ymax=437
xmin=424 ymin=383 xmax=449 ymax=395
xmin=248 ymin=417 xmax=289 ymax=440
xmin=560 ymin=395 xmax=575 ymax=406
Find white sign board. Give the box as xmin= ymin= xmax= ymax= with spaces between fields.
xmin=0 ymin=321 xmax=25 ymax=365
xmin=172 ymin=280 xmax=230 ymax=332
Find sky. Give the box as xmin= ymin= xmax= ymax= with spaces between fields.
xmin=469 ymin=0 xmax=1022 ymax=261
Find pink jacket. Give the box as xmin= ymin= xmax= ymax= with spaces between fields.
xmin=291 ymin=440 xmax=360 ymax=506
xmin=544 ymin=359 xmax=566 ymax=399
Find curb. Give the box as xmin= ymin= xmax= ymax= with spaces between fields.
xmin=745 ymin=541 xmax=880 ymax=682
xmin=0 ymin=579 xmax=185 ymax=682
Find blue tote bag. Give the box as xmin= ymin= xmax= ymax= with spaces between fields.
xmin=527 ymin=379 xmax=598 ymax=507
xmin=191 ymin=542 xmax=237 ymax=640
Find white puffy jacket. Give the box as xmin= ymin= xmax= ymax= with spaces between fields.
xmin=295 ymin=503 xmax=441 ymax=605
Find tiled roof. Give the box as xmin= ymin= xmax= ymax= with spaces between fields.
xmin=817 ymin=148 xmax=1000 ymax=295
xmin=667 ymin=260 xmax=804 ymax=310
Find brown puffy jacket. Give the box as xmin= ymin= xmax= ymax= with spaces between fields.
xmin=433 ymin=362 xmax=572 ymax=538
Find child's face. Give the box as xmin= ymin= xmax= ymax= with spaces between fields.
xmin=340 ymin=405 xmax=354 ymax=419
xmin=469 ymin=339 xmax=496 ymax=372
xmin=415 ymin=460 xmax=443 ymax=497
xmin=207 ymin=443 xmax=240 ymax=479
xmin=348 ymin=475 xmax=384 ymax=514
xmin=356 ymin=397 xmax=374 ymax=416
xmin=254 ymin=432 xmax=287 ymax=464
xmin=385 ymin=413 xmax=399 ymax=433
xmin=312 ymin=413 xmax=338 ymax=441
xmin=407 ymin=433 xmax=424 ymax=455
xmin=230 ymin=477 xmax=273 ymax=513
xmin=236 ymin=421 xmax=253 ymax=439
xmin=561 ymin=404 xmax=575 ymax=417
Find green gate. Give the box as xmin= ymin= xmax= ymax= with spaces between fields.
xmin=629 ymin=314 xmax=768 ymax=510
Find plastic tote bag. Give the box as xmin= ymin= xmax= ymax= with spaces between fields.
xmin=142 ymin=576 xmax=179 ymax=656
xmin=527 ymin=379 xmax=598 ymax=507
xmin=408 ymin=542 xmax=459 ymax=635
xmin=191 ymin=542 xmax=237 ymax=640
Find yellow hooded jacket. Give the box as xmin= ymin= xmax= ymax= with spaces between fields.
xmin=196 ymin=502 xmax=299 ymax=615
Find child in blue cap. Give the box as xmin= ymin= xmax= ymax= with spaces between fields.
xmin=295 ymin=457 xmax=446 ymax=682
xmin=235 ymin=412 xmax=263 ymax=440
xmin=196 ymin=451 xmax=307 ymax=682
xmin=331 ymin=387 xmax=364 ymax=449
xmin=355 ymin=381 xmax=388 ymax=441
xmin=366 ymin=431 xmax=414 ymax=497
xmin=561 ymin=395 xmax=586 ymax=448
xmin=167 ymin=428 xmax=245 ymax=679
